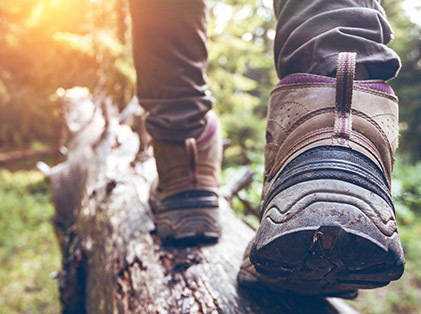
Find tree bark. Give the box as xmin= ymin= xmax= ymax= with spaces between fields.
xmin=42 ymin=88 xmax=359 ymax=314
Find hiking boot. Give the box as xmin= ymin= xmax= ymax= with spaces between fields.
xmin=238 ymin=52 xmax=405 ymax=296
xmin=149 ymin=111 xmax=223 ymax=242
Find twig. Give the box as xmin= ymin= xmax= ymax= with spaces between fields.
xmin=221 ymin=166 xmax=254 ymax=201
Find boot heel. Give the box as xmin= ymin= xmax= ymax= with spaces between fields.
xmin=250 ymin=147 xmax=405 ymax=295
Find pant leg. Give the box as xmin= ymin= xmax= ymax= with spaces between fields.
xmin=273 ymin=0 xmax=400 ymax=80
xmin=129 ymin=0 xmax=211 ymax=141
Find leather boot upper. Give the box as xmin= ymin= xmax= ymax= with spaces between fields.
xmin=153 ymin=111 xmax=223 ymax=201
xmin=263 ymin=52 xmax=399 ymax=202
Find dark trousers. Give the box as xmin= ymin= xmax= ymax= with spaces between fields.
xmin=129 ymin=0 xmax=400 ymax=141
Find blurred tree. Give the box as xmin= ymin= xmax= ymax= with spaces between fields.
xmin=0 ymin=0 xmax=135 ymax=150
xmin=0 ymin=0 xmax=419 ymax=164
xmin=208 ymin=0 xmax=277 ymax=166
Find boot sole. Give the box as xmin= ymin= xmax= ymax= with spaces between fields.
xmin=149 ymin=189 xmax=221 ymax=243
xmin=250 ymin=179 xmax=405 ymax=296
xmin=155 ymin=207 xmax=221 ymax=242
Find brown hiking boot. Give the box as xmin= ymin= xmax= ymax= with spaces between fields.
xmin=149 ymin=110 xmax=223 ymax=242
xmin=238 ymin=52 xmax=405 ymax=297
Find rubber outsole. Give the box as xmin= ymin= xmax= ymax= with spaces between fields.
xmin=149 ymin=189 xmax=221 ymax=243
xmin=155 ymin=207 xmax=221 ymax=242
xmin=249 ymin=179 xmax=405 ymax=296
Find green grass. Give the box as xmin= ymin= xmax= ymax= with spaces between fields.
xmin=0 ymin=169 xmax=61 ymax=314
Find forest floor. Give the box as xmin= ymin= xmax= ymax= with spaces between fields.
xmin=0 ymin=161 xmax=420 ymax=314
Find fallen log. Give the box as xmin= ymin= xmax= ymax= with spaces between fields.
xmin=0 ymin=148 xmax=54 ymax=164
xmin=41 ymin=88 xmax=359 ymax=313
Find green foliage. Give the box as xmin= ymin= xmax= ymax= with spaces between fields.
xmin=392 ymin=159 xmax=421 ymax=224
xmin=382 ymin=0 xmax=421 ymax=162
xmin=0 ymin=170 xmax=61 ymax=313
xmin=0 ymin=0 xmax=135 ymax=149
xmin=207 ymin=0 xmax=277 ymax=166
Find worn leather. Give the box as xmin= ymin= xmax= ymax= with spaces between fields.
xmin=152 ymin=110 xmax=223 ymax=200
xmin=263 ymin=72 xmax=398 ymax=202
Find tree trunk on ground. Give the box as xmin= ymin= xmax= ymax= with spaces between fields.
xmin=0 ymin=148 xmax=54 ymax=164
xmin=40 ymin=88 xmax=359 ymax=314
